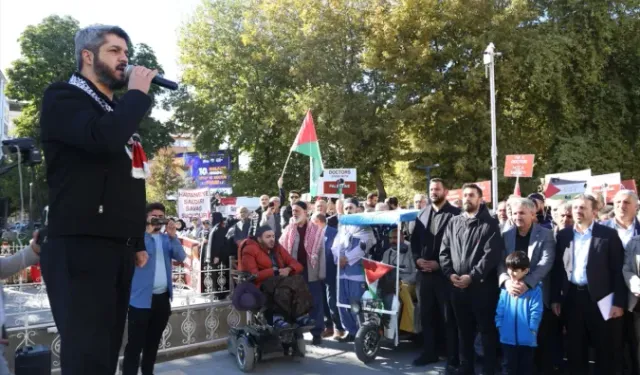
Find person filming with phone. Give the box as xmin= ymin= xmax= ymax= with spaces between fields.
xmin=39 ymin=24 xmax=160 ymax=374
xmin=260 ymin=197 xmax=283 ymax=240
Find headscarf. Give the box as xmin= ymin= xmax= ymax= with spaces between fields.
xmin=279 ymin=219 xmax=324 ymax=269
xmin=331 ymin=222 xmax=377 ymax=260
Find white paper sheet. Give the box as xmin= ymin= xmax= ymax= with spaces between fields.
xmin=597 ymin=292 xmax=614 ymax=321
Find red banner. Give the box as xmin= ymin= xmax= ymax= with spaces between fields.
xmin=504 ymin=154 xmax=535 ymax=178
xmin=475 ymin=180 xmax=492 ymax=203
xmin=446 ymin=189 xmax=462 ymax=202
xmin=323 ymin=181 xmax=357 ymax=195
xmin=622 ymin=179 xmax=638 ymax=193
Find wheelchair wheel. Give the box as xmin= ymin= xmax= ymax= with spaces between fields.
xmin=355 ymin=323 xmax=381 ymax=363
xmin=235 ymin=336 xmax=256 ymax=372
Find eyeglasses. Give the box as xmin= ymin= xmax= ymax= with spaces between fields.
xmin=290 ymin=196 xmax=299 ymax=200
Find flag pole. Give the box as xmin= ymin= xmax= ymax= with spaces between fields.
xmin=280 ymin=147 xmax=294 ymax=180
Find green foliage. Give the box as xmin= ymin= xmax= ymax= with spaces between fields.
xmin=1 ymin=15 xmax=175 ymax=218
xmin=170 ymin=0 xmax=397 ymax=196
xmin=147 ymin=149 xmax=184 ymax=215
xmin=171 ymin=0 xmax=640 ymax=201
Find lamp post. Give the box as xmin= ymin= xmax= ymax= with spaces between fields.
xmin=484 ymin=43 xmax=501 ymax=211
xmin=417 ymin=164 xmax=440 ymax=202
xmin=29 ymin=182 xmax=33 ymax=227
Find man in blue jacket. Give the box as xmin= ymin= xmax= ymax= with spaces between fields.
xmin=122 ymin=203 xmax=187 ymax=375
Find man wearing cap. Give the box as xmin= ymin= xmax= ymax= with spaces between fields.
xmin=241 ymin=225 xmax=314 ymax=327
xmin=529 ymin=193 xmax=553 ymax=230
xmin=279 ymin=201 xmax=326 ymax=345
xmin=331 ymin=198 xmax=377 ymax=343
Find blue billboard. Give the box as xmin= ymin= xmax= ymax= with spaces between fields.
xmin=180 ymin=151 xmax=232 ymax=192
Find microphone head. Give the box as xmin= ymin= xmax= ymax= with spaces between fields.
xmin=124 ymin=65 xmax=133 ymax=78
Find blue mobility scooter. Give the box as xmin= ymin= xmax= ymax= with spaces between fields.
xmin=337 ymin=209 xmax=421 ymax=364
xmin=227 ymin=270 xmax=312 ymax=372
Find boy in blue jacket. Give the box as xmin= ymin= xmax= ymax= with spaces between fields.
xmin=495 ymin=251 xmax=543 ymax=375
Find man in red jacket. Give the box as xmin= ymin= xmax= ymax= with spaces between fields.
xmin=241 ymin=226 xmax=313 ymax=328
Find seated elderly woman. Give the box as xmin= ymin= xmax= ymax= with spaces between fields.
xmin=238 ymin=225 xmax=314 ymax=329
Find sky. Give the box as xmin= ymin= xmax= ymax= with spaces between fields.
xmin=0 ymin=0 xmax=202 ymax=120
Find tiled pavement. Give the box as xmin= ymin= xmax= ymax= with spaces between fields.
xmin=153 ymin=333 xmax=449 ymax=375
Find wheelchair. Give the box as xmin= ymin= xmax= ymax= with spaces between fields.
xmin=227 ymin=270 xmax=313 ymax=373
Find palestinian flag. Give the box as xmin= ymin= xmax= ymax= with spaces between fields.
xmin=291 ymin=110 xmax=324 ymax=197
xmin=544 ymin=178 xmax=587 ymax=200
xmin=362 ymin=258 xmax=394 ymax=296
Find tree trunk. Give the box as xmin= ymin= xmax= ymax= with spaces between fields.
xmin=372 ymin=171 xmax=387 ymax=202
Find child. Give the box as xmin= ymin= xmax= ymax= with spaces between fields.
xmin=495 ymin=251 xmax=543 ymax=375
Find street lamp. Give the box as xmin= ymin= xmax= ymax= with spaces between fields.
xmin=417 ymin=164 xmax=440 ymax=202
xmin=484 ymin=43 xmax=501 ymax=210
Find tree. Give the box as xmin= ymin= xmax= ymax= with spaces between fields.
xmin=364 ymin=0 xmax=640 ymax=200
xmin=147 ymin=149 xmax=184 ymax=215
xmin=170 ymin=0 xmax=640 ymax=202
xmin=170 ymin=0 xmax=397 ymax=197
xmin=0 ymin=15 xmax=175 ymax=218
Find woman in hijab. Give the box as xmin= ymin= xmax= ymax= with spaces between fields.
xmin=201 ymin=212 xmax=230 ymax=297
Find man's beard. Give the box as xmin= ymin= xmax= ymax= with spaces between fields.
xmin=463 ymin=202 xmax=477 ymax=213
xmin=431 ymin=195 xmax=445 ymax=205
xmin=94 ymin=56 xmax=127 ymax=90
xmin=258 ymin=239 xmax=274 ymax=250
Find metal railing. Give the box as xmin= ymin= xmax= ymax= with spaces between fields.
xmin=0 ymin=240 xmax=243 ymax=372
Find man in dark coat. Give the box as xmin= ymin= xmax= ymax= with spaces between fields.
xmin=411 ymin=178 xmax=460 ymax=371
xmin=440 ymin=184 xmax=504 ymax=375
xmin=39 ymin=25 xmax=157 ymax=374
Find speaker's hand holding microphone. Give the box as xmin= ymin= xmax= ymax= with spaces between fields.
xmin=125 ymin=65 xmax=179 ymax=93
xmin=126 ymin=65 xmax=158 ymax=94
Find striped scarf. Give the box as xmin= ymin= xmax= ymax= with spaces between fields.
xmin=279 ymin=219 xmax=324 ymax=269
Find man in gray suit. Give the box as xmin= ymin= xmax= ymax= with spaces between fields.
xmin=498 ymin=197 xmax=556 ymax=374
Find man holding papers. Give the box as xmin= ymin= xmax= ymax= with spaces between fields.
xmin=551 ymin=194 xmax=626 ymax=375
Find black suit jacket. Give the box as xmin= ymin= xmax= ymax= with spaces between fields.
xmin=551 ymin=223 xmax=627 ymax=308
xmin=411 ymin=201 xmax=460 ymax=264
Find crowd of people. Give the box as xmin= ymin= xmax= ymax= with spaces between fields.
xmin=195 ymin=178 xmax=640 ymax=375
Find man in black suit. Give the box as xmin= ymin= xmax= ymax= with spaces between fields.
xmin=551 ymin=194 xmax=626 ymax=375
xmin=411 ymin=178 xmax=460 ymax=370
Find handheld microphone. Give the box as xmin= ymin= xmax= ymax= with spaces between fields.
xmin=125 ymin=65 xmax=178 ymax=91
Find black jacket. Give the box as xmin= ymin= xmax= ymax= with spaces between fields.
xmin=204 ymin=223 xmax=231 ymax=264
xmin=551 ymin=223 xmax=627 ymax=308
xmin=411 ymin=201 xmax=460 ymax=264
xmin=439 ymin=204 xmax=504 ymax=285
xmin=40 ymin=74 xmax=151 ymax=249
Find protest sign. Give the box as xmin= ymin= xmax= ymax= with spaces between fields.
xmin=177 ymin=188 xmax=211 ymax=220
xmin=504 ymin=154 xmax=535 ymax=178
